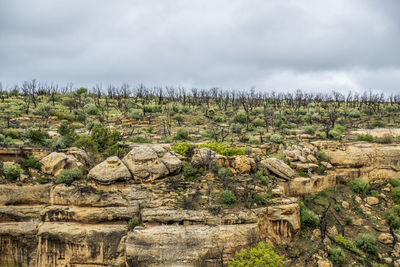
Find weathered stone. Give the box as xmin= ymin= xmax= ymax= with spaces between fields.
xmin=378 ymin=233 xmax=394 ymax=244
xmin=122 ymin=144 xmax=182 ymax=181
xmin=66 ymin=147 xmax=93 ymax=168
xmin=0 ymin=184 xmax=51 ymax=205
xmin=40 ymin=152 xmax=67 ymax=176
xmin=341 ymin=201 xmax=349 ymax=209
xmin=366 ymin=196 xmax=379 ymax=205
xmin=191 ymin=147 xmax=226 ymax=169
xmin=260 ymin=157 xmax=297 ymax=180
xmin=229 ymin=155 xmax=255 ymax=174
xmin=290 ymin=162 xmax=319 ymax=171
xmin=88 ymin=156 xmax=132 ymax=184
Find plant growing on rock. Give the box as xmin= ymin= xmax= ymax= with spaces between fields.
xmin=220 ymin=190 xmax=236 ymax=205
xmin=227 ymin=241 xmax=283 ymax=267
xmin=355 ymin=233 xmax=377 ymax=254
xmin=21 ymin=155 xmax=42 ymax=170
xmin=199 ymin=141 xmax=244 ymax=157
xmin=3 ymin=164 xmax=21 ymax=180
xmin=299 ymin=201 xmax=320 ymax=228
xmin=352 ymin=178 xmax=369 ymax=194
xmin=128 ymin=216 xmax=141 ymax=230
xmin=56 ymin=168 xmax=84 ymax=185
xmin=182 ymin=162 xmax=203 ymax=181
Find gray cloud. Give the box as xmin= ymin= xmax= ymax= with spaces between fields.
xmin=1 ymin=0 xmax=400 ymax=92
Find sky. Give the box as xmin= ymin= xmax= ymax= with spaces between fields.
xmin=1 ymin=0 xmax=400 ymax=93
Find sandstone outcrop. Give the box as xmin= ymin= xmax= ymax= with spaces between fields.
xmin=40 ymin=152 xmax=68 ymax=176
xmin=88 ymin=156 xmax=132 ymax=184
xmin=260 ymin=157 xmax=297 ymax=180
xmin=191 ymin=147 xmax=226 ymax=169
xmin=122 ymin=144 xmax=182 ymax=181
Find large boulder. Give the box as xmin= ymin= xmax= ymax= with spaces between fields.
xmin=88 ymin=156 xmax=132 ymax=184
xmin=228 ymin=155 xmax=255 ymax=174
xmin=122 ymin=144 xmax=182 ymax=181
xmin=260 ymin=157 xmax=297 ymax=180
xmin=40 ymin=152 xmax=68 ymax=176
xmin=66 ymin=147 xmax=93 ymax=168
xmin=191 ymin=148 xmax=226 ymax=169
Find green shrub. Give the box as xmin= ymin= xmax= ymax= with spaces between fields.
xmin=174 ymin=128 xmax=190 ymax=140
xmin=328 ymin=247 xmax=346 ymax=265
xmin=171 ymin=141 xmax=194 ymax=156
xmin=391 ymin=187 xmax=400 ymax=203
xmin=128 ymin=109 xmax=144 ymax=119
xmin=334 ymin=234 xmax=349 ymax=247
xmin=357 ymin=134 xmax=373 ymax=142
xmin=182 ymin=162 xmax=203 ymax=181
xmin=252 ymin=118 xmax=264 ymax=127
xmin=21 ymin=156 xmax=42 ymax=170
xmin=84 ymin=104 xmax=99 ymax=115
xmin=376 ymin=134 xmax=393 ymax=144
xmin=220 ymin=190 xmax=236 ymax=205
xmin=349 ymin=109 xmax=361 ymax=118
xmin=355 ymin=233 xmax=377 ymax=254
xmin=143 ymin=105 xmax=161 ymax=113
xmin=304 ymin=126 xmax=315 ymax=135
xmin=384 ymin=206 xmax=400 ymax=230
xmin=315 ymin=151 xmax=328 ymax=162
xmin=213 ymin=165 xmax=232 ymax=180
xmin=128 ymin=216 xmax=141 ymax=230
xmin=227 ymin=241 xmax=283 ymax=267
xmin=90 ymin=126 xmax=121 ymax=157
xmin=3 ymin=164 xmax=21 ymax=180
xmin=56 ymin=168 xmax=84 ymax=185
xmin=372 ymin=120 xmax=385 ymax=128
xmin=173 ymin=114 xmax=184 ymax=125
xmin=233 ymin=111 xmax=247 ymax=124
xmin=297 ymin=170 xmax=308 ymax=177
xmin=254 ymin=168 xmax=269 ymax=185
xmin=269 ymin=134 xmax=283 ymax=144
xmin=131 ymin=136 xmax=150 ymax=143
xmin=37 ymin=176 xmax=48 ymax=184
xmin=254 ymin=193 xmax=270 ymax=206
xmin=352 ymin=178 xmax=369 ymax=194
xmin=269 ymin=153 xmax=290 ymax=165
xmin=299 ymin=202 xmax=320 ymax=228
xmin=329 ymin=130 xmax=341 ymax=140
xmin=389 ymin=178 xmax=400 ymax=188
xmin=345 ymin=217 xmax=353 ymax=225
xmin=231 ymin=123 xmax=243 ymax=134
xmin=199 ymin=141 xmax=244 ymax=157
xmin=27 ymin=129 xmax=47 ymax=145
xmin=4 ymin=129 xmax=19 ymax=139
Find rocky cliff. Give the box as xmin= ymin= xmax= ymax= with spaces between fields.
xmin=1 ymin=141 xmax=400 ymax=266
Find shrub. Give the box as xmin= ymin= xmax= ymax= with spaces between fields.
xmin=254 ymin=193 xmax=269 ymax=206
xmin=231 ymin=123 xmax=243 ymax=134
xmin=37 ymin=176 xmax=48 ymax=184
xmin=131 ymin=136 xmax=150 ymax=143
xmin=199 ymin=141 xmax=244 ymax=157
xmin=384 ymin=206 xmax=400 ymax=229
xmin=254 ymin=168 xmax=269 ymax=185
xmin=128 ymin=109 xmax=144 ymax=119
xmin=252 ymin=118 xmax=264 ymax=127
xmin=349 ymin=109 xmax=361 ymax=118
xmin=4 ymin=129 xmax=19 ymax=139
xmin=27 ymin=129 xmax=47 ymax=145
xmin=84 ymin=104 xmax=99 ymax=115
xmin=389 ymin=178 xmax=400 ymax=188
xmin=182 ymin=162 xmax=203 ymax=181
xmin=173 ymin=114 xmax=184 ymax=125
xmin=21 ymin=156 xmax=42 ymax=170
xmin=315 ymin=151 xmax=328 ymax=162
xmin=355 ymin=233 xmax=377 ymax=254
xmin=352 ymin=178 xmax=369 ymax=194
xmin=56 ymin=168 xmax=84 ymax=185
xmin=357 ymin=134 xmax=373 ymax=142
xmin=90 ymin=126 xmax=121 ymax=156
xmin=143 ymin=105 xmax=161 ymax=113
xmin=174 ymin=128 xmax=190 ymax=140
xmin=299 ymin=202 xmax=320 ymax=228
xmin=233 ymin=111 xmax=247 ymax=124
xmin=372 ymin=120 xmax=385 ymax=128
xmin=334 ymin=234 xmax=349 ymax=247
xmin=269 ymin=134 xmax=283 ymax=144
xmin=390 ymin=187 xmax=400 ymax=203
xmin=227 ymin=242 xmax=283 ymax=267
xmin=328 ymin=247 xmax=346 ymax=265
xmin=171 ymin=141 xmax=194 ymax=156
xmin=329 ymin=130 xmax=341 ymax=140
xmin=220 ymin=190 xmax=236 ymax=205
xmin=304 ymin=126 xmax=315 ymax=135
xmin=269 ymin=153 xmax=290 ymax=165
xmin=128 ymin=216 xmax=141 ymax=230
xmin=3 ymin=164 xmax=21 ymax=180
xmin=376 ymin=134 xmax=393 ymax=144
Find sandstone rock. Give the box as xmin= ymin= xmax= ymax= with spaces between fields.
xmin=191 ymin=147 xmax=226 ymax=169
xmin=0 ymin=184 xmax=51 ymax=205
xmin=395 ymin=259 xmax=400 ymax=267
xmin=66 ymin=147 xmax=92 ymax=168
xmin=88 ymin=156 xmax=132 ymax=184
xmin=307 ymin=154 xmax=318 ymax=163
xmin=64 ymin=154 xmax=83 ymax=169
xmin=290 ymin=162 xmax=319 ymax=171
xmin=40 ymin=152 xmax=67 ymax=176
xmin=271 ymin=186 xmax=284 ymax=196
xmin=341 ymin=201 xmax=349 ymax=209
xmin=366 ymin=196 xmax=379 ymax=205
xmin=355 ymin=196 xmax=362 ymax=204
xmin=122 ymin=144 xmax=182 ymax=181
xmin=317 ymin=258 xmax=333 ymax=267
xmin=229 ymin=155 xmax=255 ymax=174
xmin=327 ymin=225 xmax=338 ymax=237
xmin=260 ymin=157 xmax=297 ymax=180
xmin=378 ymin=233 xmax=394 ymax=244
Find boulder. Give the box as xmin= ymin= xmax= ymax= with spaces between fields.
xmin=88 ymin=156 xmax=132 ymax=184
xmin=66 ymin=147 xmax=93 ymax=168
xmin=366 ymin=196 xmax=379 ymax=205
xmin=191 ymin=148 xmax=226 ymax=169
xmin=122 ymin=144 xmax=182 ymax=181
xmin=290 ymin=162 xmax=319 ymax=171
xmin=229 ymin=155 xmax=255 ymax=174
xmin=378 ymin=233 xmax=394 ymax=244
xmin=40 ymin=152 xmax=67 ymax=176
xmin=260 ymin=157 xmax=297 ymax=180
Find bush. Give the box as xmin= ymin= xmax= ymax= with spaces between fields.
xmin=269 ymin=153 xmax=290 ymax=165
xmin=199 ymin=141 xmax=244 ymax=157
xmin=174 ymin=128 xmax=190 ymax=140
xmin=390 ymin=187 xmax=400 ymax=203
xmin=299 ymin=202 xmax=320 ymax=228
xmin=252 ymin=118 xmax=264 ymax=127
xmin=352 ymin=178 xmax=369 ymax=194
xmin=304 ymin=126 xmax=315 ymax=135
xmin=254 ymin=168 xmax=269 ymax=185
xmin=389 ymin=178 xmax=400 ymax=188
xmin=56 ymin=168 xmax=84 ymax=185
xmin=128 ymin=216 xmax=141 ymax=230
xmin=4 ymin=129 xmax=19 ymax=139
xmin=269 ymin=134 xmax=283 ymax=144
xmin=233 ymin=111 xmax=247 ymax=124
xmin=231 ymin=123 xmax=243 ymax=134
xmin=355 ymin=233 xmax=377 ymax=254
xmin=372 ymin=120 xmax=385 ymax=128
xmin=329 ymin=130 xmax=341 ymax=140
xmin=349 ymin=109 xmax=361 ymax=118
xmin=27 ymin=129 xmax=48 ymax=145
xmin=171 ymin=141 xmax=194 ymax=156
xmin=90 ymin=126 xmax=121 ymax=156
xmin=376 ymin=134 xmax=393 ymax=144
xmin=328 ymin=247 xmax=346 ymax=265
xmin=37 ymin=176 xmax=48 ymax=184
xmin=182 ymin=162 xmax=203 ymax=181
xmin=357 ymin=134 xmax=373 ymax=142
xmin=131 ymin=136 xmax=150 ymax=143
xmin=220 ymin=190 xmax=236 ymax=205
xmin=3 ymin=164 xmax=21 ymax=180
xmin=21 ymin=156 xmax=42 ymax=170
xmin=384 ymin=206 xmax=400 ymax=229
xmin=254 ymin=193 xmax=270 ymax=206
xmin=227 ymin=241 xmax=283 ymax=267
xmin=315 ymin=151 xmax=328 ymax=162
xmin=84 ymin=104 xmax=99 ymax=115
xmin=128 ymin=109 xmax=144 ymax=119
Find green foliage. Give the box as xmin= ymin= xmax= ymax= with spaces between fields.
xmin=372 ymin=120 xmax=385 ymax=128
xmin=231 ymin=123 xmax=243 ymax=134
xmin=233 ymin=111 xmax=247 ymax=124
xmin=390 ymin=187 xmax=400 ymax=203
xmin=299 ymin=201 xmax=320 ymax=228
xmin=84 ymin=104 xmax=99 ymax=115
xmin=182 ymin=162 xmax=203 ymax=181
xmin=269 ymin=153 xmax=290 ymax=165
xmin=131 ymin=136 xmax=150 ymax=143
xmin=73 ymin=135 xmax=98 ymax=154
xmin=328 ymin=247 xmax=346 ymax=265
xmin=4 ymin=129 xmax=19 ymax=139
xmin=389 ymin=178 xmax=400 ymax=188
xmin=315 ymin=151 xmax=328 ymax=162
xmin=220 ymin=190 xmax=236 ymax=205
xmin=349 ymin=109 xmax=361 ymax=118
xmin=37 ymin=176 xmax=48 ymax=184
xmin=355 ymin=233 xmax=377 ymax=254
xmin=254 ymin=168 xmax=269 ymax=185
xmin=174 ymin=128 xmax=190 ymax=140
xmin=375 ymin=134 xmax=393 ymax=144
xmin=352 ymin=178 xmax=370 ymax=194
xmin=171 ymin=141 xmax=194 ymax=156
xmin=128 ymin=216 xmax=141 ymax=230
xmin=227 ymin=242 xmax=283 ymax=267
xmin=304 ymin=125 xmax=315 ymax=135
xmin=334 ymin=234 xmax=349 ymax=247
xmin=384 ymin=206 xmax=400 ymax=229
xmin=27 ymin=129 xmax=47 ymax=145
xmin=297 ymin=170 xmax=308 ymax=177
xmin=269 ymin=134 xmax=283 ymax=144
xmin=21 ymin=156 xmax=42 ymax=170
xmin=254 ymin=193 xmax=270 ymax=206
xmin=56 ymin=168 xmax=84 ymax=185
xmin=199 ymin=141 xmax=244 ymax=157
xmin=90 ymin=126 xmax=121 ymax=157
xmin=357 ymin=133 xmax=373 ymax=142
xmin=3 ymin=164 xmax=21 ymax=180
xmin=252 ymin=118 xmax=264 ymax=127
xmin=143 ymin=104 xmax=161 ymax=113
xmin=76 ymin=87 xmax=88 ymax=95
xmin=173 ymin=114 xmax=184 ymax=124
xmin=128 ymin=109 xmax=144 ymax=119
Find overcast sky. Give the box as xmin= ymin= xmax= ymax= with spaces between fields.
xmin=1 ymin=0 xmax=400 ymax=93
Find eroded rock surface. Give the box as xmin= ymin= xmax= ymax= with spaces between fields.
xmin=260 ymin=157 xmax=297 ymax=180
xmin=88 ymin=156 xmax=132 ymax=184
